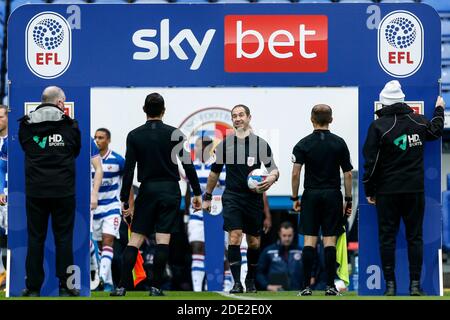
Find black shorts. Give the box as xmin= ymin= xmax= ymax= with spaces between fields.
xmin=222 ymin=190 xmax=264 ymax=237
xmin=131 ymin=181 xmax=181 ymax=237
xmin=299 ymin=189 xmax=343 ymax=237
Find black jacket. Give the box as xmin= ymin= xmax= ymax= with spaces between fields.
xmin=120 ymin=120 xmax=201 ymax=202
xmin=19 ymin=103 xmax=81 ymax=198
xmin=362 ymin=103 xmax=444 ymax=196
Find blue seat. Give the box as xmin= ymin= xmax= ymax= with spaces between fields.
xmin=442 ymin=92 xmax=450 ymax=106
xmin=208 ymin=0 xmax=251 ymax=3
xmin=11 ymin=0 xmax=46 ymax=15
xmin=442 ymin=19 xmax=450 ymax=39
xmin=94 ymin=0 xmax=127 ymax=3
xmin=443 ymin=66 xmax=450 ymax=90
xmin=300 ymin=0 xmax=333 ymax=3
xmin=422 ymin=0 xmax=450 ymax=13
xmin=132 ymin=0 xmax=168 ymax=3
xmin=50 ymin=0 xmax=88 ymax=3
xmin=173 ymin=0 xmax=208 ymax=2
xmin=340 ymin=0 xmax=373 ymax=3
xmin=442 ymin=42 xmax=450 ymax=62
xmin=257 ymin=0 xmax=293 ymax=3
xmin=380 ymin=0 xmax=416 ymax=3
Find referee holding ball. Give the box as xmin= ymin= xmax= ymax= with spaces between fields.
xmin=203 ymin=104 xmax=279 ymax=294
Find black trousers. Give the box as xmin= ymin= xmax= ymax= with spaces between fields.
xmin=376 ymin=193 xmax=425 ymax=282
xmin=25 ymin=196 xmax=75 ymax=291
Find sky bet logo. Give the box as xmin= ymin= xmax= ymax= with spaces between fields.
xmin=224 ymin=15 xmax=328 ymax=73
xmin=132 ymin=16 xmax=328 ymax=72
xmin=26 ymin=12 xmax=72 ymax=79
xmin=132 ymin=19 xmax=216 ymax=71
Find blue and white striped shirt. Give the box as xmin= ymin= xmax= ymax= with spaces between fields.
xmin=92 ymin=149 xmax=125 ymax=220
xmin=0 ymin=136 xmax=8 ymax=195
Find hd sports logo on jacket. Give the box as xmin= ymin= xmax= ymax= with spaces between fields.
xmin=33 ymin=134 xmax=65 ymax=148
xmin=26 ymin=12 xmax=72 ymax=79
xmin=393 ymin=133 xmax=422 ymax=151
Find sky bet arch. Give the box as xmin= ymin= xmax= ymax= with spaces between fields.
xmin=7 ymin=3 xmax=442 ymax=296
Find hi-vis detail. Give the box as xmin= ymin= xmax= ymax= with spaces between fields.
xmin=393 ymin=133 xmax=422 ymax=151
xmin=132 ymin=19 xmax=216 ymax=70
xmin=378 ymin=11 xmax=423 ymax=78
xmin=26 ymin=12 xmax=72 ymax=79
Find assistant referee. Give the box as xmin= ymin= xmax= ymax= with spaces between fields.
xmin=203 ymin=104 xmax=279 ymax=294
xmin=111 ymin=93 xmax=202 ymax=297
xmin=291 ymin=104 xmax=353 ymax=296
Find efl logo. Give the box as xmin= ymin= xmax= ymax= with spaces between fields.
xmin=378 ymin=11 xmax=423 ymax=78
xmin=225 ymin=15 xmax=328 ymax=73
xmin=26 ymin=12 xmax=72 ymax=79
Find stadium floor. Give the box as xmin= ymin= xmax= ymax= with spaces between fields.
xmin=1 ymin=290 xmax=450 ymax=300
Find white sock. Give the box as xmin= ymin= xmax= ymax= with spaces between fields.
xmin=191 ymin=254 xmax=205 ymax=292
xmin=90 ymin=240 xmax=98 ymax=271
xmin=240 ymin=248 xmax=248 ymax=287
xmin=0 ymin=248 xmax=5 ymax=274
xmin=100 ymin=246 xmax=114 ymax=285
xmin=223 ymin=270 xmax=233 ymax=291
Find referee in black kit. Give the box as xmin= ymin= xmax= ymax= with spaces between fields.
xmin=291 ymin=104 xmax=353 ymax=296
xmin=203 ymin=104 xmax=279 ymax=294
xmin=111 ymin=93 xmax=202 ymax=297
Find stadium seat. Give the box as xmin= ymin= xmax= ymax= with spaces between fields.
xmin=443 ymin=42 xmax=450 ymax=62
xmin=380 ymin=0 xmax=416 ymax=3
xmin=132 ymin=0 xmax=168 ymax=3
xmin=422 ymin=0 xmax=450 ymax=13
xmin=300 ymin=0 xmax=333 ymax=3
xmin=443 ymin=66 xmax=450 ymax=90
xmin=93 ymin=0 xmax=127 ymax=3
xmin=173 ymin=0 xmax=208 ymax=2
xmin=49 ymin=0 xmax=87 ymax=4
xmin=339 ymin=0 xmax=373 ymax=3
xmin=11 ymin=0 xmax=46 ymax=14
xmin=257 ymin=0 xmax=292 ymax=3
xmin=209 ymin=0 xmax=251 ymax=3
xmin=442 ymin=19 xmax=450 ymax=39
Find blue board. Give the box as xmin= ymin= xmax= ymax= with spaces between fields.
xmin=7 ymin=3 xmax=442 ymax=296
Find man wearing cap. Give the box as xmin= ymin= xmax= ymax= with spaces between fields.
xmin=362 ymin=80 xmax=445 ymax=296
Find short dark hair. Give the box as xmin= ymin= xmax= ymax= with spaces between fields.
xmin=311 ymin=104 xmax=332 ymax=126
xmin=0 ymin=105 xmax=8 ymax=114
xmin=96 ymin=128 xmax=111 ymax=140
xmin=231 ymin=104 xmax=250 ymax=116
xmin=144 ymin=93 xmax=165 ymax=117
xmin=279 ymin=221 xmax=294 ymax=231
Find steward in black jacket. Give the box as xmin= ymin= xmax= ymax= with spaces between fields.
xmin=18 ymin=86 xmax=81 ymax=298
xmin=363 ymin=102 xmax=444 ymax=197
xmin=362 ymin=80 xmax=445 ymax=296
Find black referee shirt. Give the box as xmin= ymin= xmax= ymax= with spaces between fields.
xmin=120 ymin=120 xmax=201 ymax=201
xmin=292 ymin=129 xmax=353 ymax=190
xmin=211 ymin=133 xmax=278 ymax=194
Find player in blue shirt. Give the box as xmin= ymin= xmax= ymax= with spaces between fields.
xmin=93 ymin=128 xmax=133 ymax=291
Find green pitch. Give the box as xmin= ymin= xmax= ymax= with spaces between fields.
xmin=1 ymin=290 xmax=450 ymax=300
